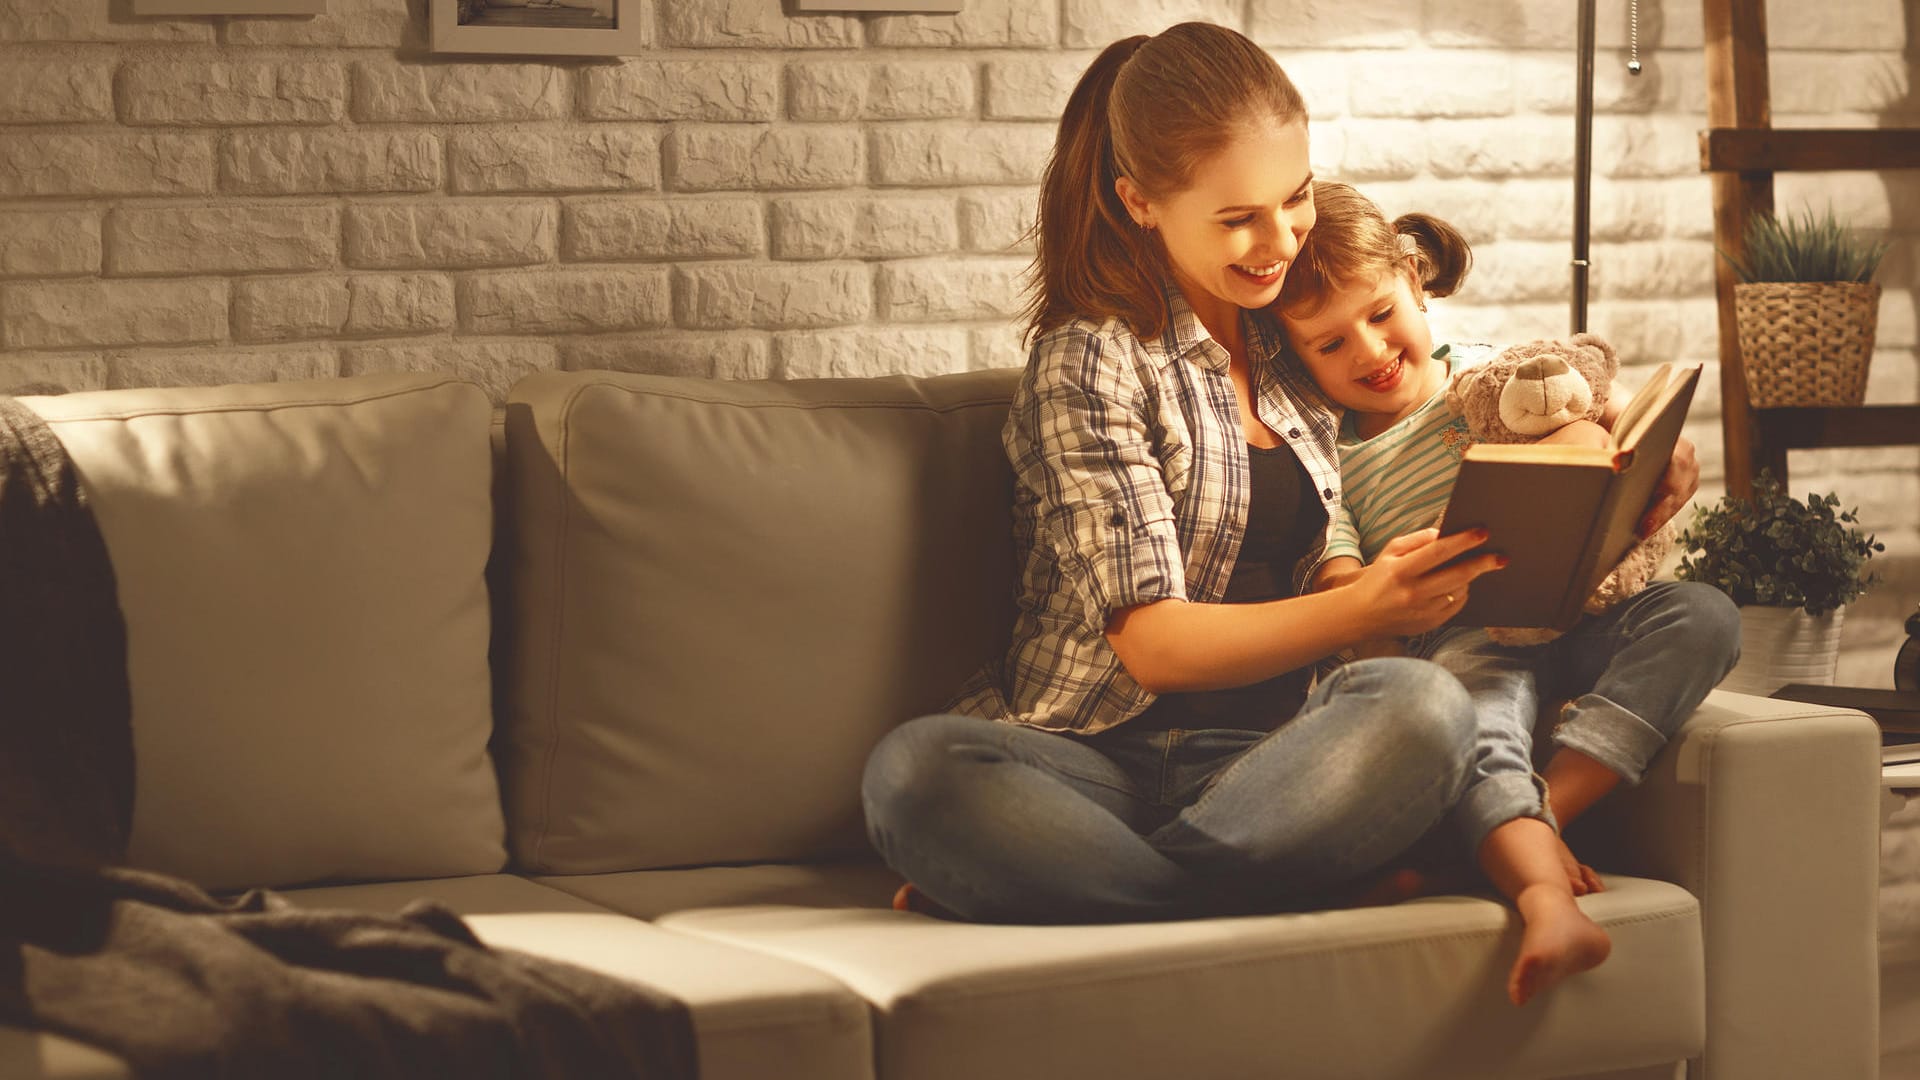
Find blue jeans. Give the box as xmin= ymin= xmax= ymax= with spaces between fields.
xmin=1414 ymin=580 xmax=1743 ymax=855
xmin=861 ymin=657 xmax=1475 ymax=924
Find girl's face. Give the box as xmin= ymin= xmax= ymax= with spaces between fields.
xmin=1281 ymin=266 xmax=1442 ymax=437
xmin=1115 ymin=120 xmax=1316 ymax=337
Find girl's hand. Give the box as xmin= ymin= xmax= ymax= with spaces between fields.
xmin=1639 ymin=433 xmax=1700 ymax=538
xmin=1345 ymin=527 xmax=1506 ymax=639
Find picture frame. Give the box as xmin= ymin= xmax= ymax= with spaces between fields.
xmin=430 ymin=0 xmax=645 ymax=57
xmin=132 ymin=0 xmax=326 ymax=13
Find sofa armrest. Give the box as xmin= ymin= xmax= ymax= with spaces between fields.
xmin=1574 ymin=689 xmax=1881 ymax=1080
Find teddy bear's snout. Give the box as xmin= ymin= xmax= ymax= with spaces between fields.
xmin=1498 ymin=354 xmax=1595 ymax=434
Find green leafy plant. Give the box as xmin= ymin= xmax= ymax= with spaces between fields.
xmin=1721 ymin=206 xmax=1890 ymax=284
xmin=1676 ymin=471 xmax=1883 ymax=616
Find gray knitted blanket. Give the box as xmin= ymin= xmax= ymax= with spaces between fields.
xmin=0 ymin=396 xmax=699 ymax=1080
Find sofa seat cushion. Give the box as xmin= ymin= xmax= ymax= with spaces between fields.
xmin=656 ymin=875 xmax=1703 ymax=1080
xmin=281 ymin=875 xmax=874 ymax=1080
xmin=22 ymin=375 xmax=504 ymax=891
xmin=533 ymin=859 xmax=904 ymax=919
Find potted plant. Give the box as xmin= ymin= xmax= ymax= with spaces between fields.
xmin=1723 ymin=205 xmax=1890 ymax=408
xmin=1676 ymin=471 xmax=1884 ymax=696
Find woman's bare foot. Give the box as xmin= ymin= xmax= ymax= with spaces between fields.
xmin=1508 ymin=884 xmax=1612 ymax=1005
xmin=891 ymin=882 xmax=961 ymax=920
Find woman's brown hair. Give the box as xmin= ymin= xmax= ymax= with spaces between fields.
xmin=1276 ymin=180 xmax=1473 ymax=320
xmin=1023 ymin=22 xmax=1307 ymax=345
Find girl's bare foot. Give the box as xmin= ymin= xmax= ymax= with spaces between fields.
xmin=1508 ymin=884 xmax=1612 ymax=1005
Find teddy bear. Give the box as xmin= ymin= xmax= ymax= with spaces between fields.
xmin=1444 ymin=332 xmax=1673 ymax=646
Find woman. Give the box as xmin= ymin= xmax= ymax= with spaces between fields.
xmin=861 ymin=24 xmax=1694 ymax=998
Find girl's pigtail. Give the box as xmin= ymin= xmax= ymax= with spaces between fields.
xmin=1395 ymin=212 xmax=1473 ymax=299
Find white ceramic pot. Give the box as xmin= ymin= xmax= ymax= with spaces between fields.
xmin=1719 ymin=604 xmax=1846 ymax=697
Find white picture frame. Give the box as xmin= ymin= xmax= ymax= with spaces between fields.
xmin=431 ymin=0 xmax=645 ymax=57
xmin=132 ymin=0 xmax=326 ymax=12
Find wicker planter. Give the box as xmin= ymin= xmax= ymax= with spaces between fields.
xmin=1732 ymin=280 xmax=1879 ymax=407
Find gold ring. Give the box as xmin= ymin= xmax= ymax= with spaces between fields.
xmin=1444 ymin=593 xmax=1456 ymax=605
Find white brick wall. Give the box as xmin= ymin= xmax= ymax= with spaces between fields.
xmin=0 ymin=0 xmax=1914 ymax=683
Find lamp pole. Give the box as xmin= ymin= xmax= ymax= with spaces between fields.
xmin=1572 ymin=0 xmax=1596 ymax=334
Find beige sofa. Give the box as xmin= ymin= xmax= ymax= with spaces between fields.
xmin=2 ymin=368 xmax=1886 ymax=1080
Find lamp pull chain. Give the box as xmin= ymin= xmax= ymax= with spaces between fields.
xmin=1628 ymin=0 xmax=1642 ymax=74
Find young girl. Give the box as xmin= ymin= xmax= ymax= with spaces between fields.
xmin=1276 ymin=180 xmax=1743 ymax=1001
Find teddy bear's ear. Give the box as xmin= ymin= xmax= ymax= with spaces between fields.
xmin=1445 ymin=365 xmax=1480 ymax=416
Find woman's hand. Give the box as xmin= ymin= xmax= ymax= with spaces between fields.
xmin=1343 ymin=527 xmax=1506 ymax=639
xmin=1639 ymin=433 xmax=1699 ymax=538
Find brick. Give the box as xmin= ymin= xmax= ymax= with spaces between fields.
xmin=1426 ymin=118 xmax=1575 ymax=178
xmin=1061 ymin=0 xmax=1241 ymax=49
xmin=1429 ymin=300 xmax=1564 ymax=349
xmin=120 ymin=62 xmax=346 ymax=125
xmin=564 ymin=198 xmax=763 ymax=261
xmin=1594 ymin=117 xmax=1701 ymax=179
xmin=1456 ymin=242 xmax=1576 ymax=304
xmin=1772 ymin=52 xmax=1914 ymax=116
xmin=450 ymin=128 xmax=660 ymax=194
xmin=868 ymin=61 xmax=975 ymax=119
xmin=769 ymin=196 xmax=957 ymax=259
xmin=1513 ymin=55 xmax=1667 ymax=115
xmin=776 ymin=326 xmax=973 ymax=379
xmin=1350 ymin=52 xmax=1512 ymax=119
xmin=662 ymin=0 xmax=857 ymax=47
xmin=106 ymin=347 xmax=339 ymax=389
xmin=869 ymin=0 xmax=1057 ymax=47
xmin=878 ymin=256 xmax=1026 ymax=321
xmin=106 ymin=205 xmax=338 ymax=276
xmin=222 ymin=0 xmax=417 ymax=47
xmin=233 ymin=273 xmax=455 ymax=342
xmin=0 ymin=133 xmax=215 ymax=198
xmin=1591 ymin=181 xmax=1672 ymax=243
xmin=1327 ymin=119 xmax=1426 ymax=181
xmin=346 ymin=201 xmax=557 ymax=270
xmin=971 ymin=322 xmax=1028 ymax=370
xmin=1586 ymin=301 xmax=1691 ymax=369
xmin=559 ymin=332 xmax=772 ymax=379
xmin=984 ymin=56 xmax=1084 ymax=120
xmin=342 ymin=341 xmax=559 ymax=404
xmin=787 ymin=64 xmax=867 ymax=122
xmin=0 ymin=211 xmax=101 ymax=278
xmin=0 ymin=1 xmax=210 ymax=42
xmin=0 ymin=61 xmax=113 ymax=123
xmin=870 ymin=123 xmax=1052 ymax=186
xmin=462 ymin=268 xmax=671 ymax=334
xmin=1771 ymin=0 xmax=1904 ymax=50
xmin=2 ymin=279 xmax=225 ymax=350
xmin=1426 ymin=0 xmax=1578 ymax=48
xmin=1662 ymin=178 xmax=1716 ymax=242
xmin=674 ymin=263 xmax=870 ymax=329
xmin=352 ymin=61 xmax=569 ymax=123
xmin=665 ymin=125 xmax=863 ymax=191
xmin=959 ymin=190 xmax=1036 ymax=253
xmin=1271 ymin=52 xmax=1349 ymax=122
xmin=223 ymin=131 xmax=441 ymax=195
xmin=1249 ymin=0 xmax=1418 ymax=48
xmin=1362 ymin=179 xmax=1566 ymax=243
xmin=0 ymin=353 xmax=107 ymax=395
xmin=581 ymin=60 xmax=779 ymax=121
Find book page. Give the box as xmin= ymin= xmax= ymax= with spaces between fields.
xmin=1610 ymin=363 xmax=1672 ymax=450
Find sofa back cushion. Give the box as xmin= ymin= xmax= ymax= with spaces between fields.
xmin=500 ymin=368 xmax=1017 ymax=874
xmin=24 ymin=375 xmax=506 ymax=890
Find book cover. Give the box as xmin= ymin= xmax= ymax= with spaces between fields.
xmin=1438 ymin=363 xmax=1701 ymax=630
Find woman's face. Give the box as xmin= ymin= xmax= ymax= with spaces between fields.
xmin=1116 ymin=119 xmax=1316 ymax=334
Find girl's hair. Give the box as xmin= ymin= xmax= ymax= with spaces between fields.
xmin=1022 ymin=22 xmax=1307 ymax=344
xmin=1277 ymin=180 xmax=1473 ymax=321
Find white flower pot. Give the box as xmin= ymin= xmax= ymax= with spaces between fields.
xmin=1719 ymin=604 xmax=1846 ymax=697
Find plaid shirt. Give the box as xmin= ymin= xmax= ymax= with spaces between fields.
xmin=948 ymin=286 xmax=1345 ymax=734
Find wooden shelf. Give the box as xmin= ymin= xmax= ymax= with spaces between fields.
xmin=1701 ymin=128 xmax=1920 ymax=172
xmin=1701 ymin=0 xmax=1919 ymax=496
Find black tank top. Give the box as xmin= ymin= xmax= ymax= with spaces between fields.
xmin=1129 ymin=441 xmax=1327 ymax=733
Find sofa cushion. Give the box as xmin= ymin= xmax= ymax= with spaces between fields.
xmin=283 ymin=875 xmax=874 ymax=1080
xmin=657 ymin=876 xmax=1703 ymax=1080
xmin=22 ymin=375 xmax=504 ymax=890
xmin=533 ymin=859 xmax=904 ymax=919
xmin=499 ymin=368 xmax=1019 ymax=873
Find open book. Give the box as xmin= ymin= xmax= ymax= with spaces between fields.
xmin=1438 ymin=362 xmax=1702 ymax=630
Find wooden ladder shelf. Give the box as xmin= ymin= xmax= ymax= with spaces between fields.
xmin=1702 ymin=0 xmax=1920 ymax=496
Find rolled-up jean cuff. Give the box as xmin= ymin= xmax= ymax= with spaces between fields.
xmin=1552 ymin=693 xmax=1669 ymax=785
xmin=1456 ymin=771 xmax=1556 ymax=856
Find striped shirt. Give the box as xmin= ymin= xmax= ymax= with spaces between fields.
xmin=946 ymin=283 xmax=1345 ymax=735
xmin=1326 ymin=346 xmax=1487 ymax=564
